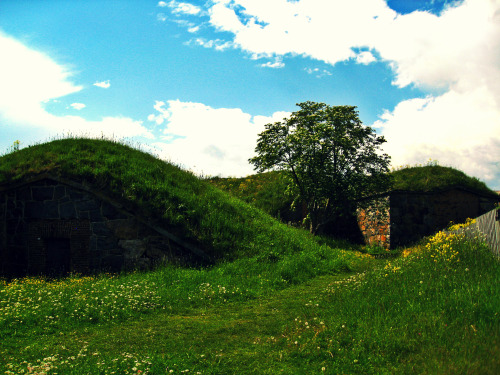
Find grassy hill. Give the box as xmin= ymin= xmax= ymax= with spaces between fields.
xmin=0 ymin=138 xmax=499 ymax=373
xmin=391 ymin=164 xmax=495 ymax=193
xmin=0 ymin=137 xmax=361 ymax=264
xmin=209 ymin=164 xmax=496 ymax=224
xmin=208 ymin=171 xmax=295 ymax=220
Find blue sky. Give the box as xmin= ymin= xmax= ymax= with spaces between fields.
xmin=1 ymin=0 xmax=499 ymax=189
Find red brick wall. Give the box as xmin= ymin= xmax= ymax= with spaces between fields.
xmin=357 ymin=196 xmax=390 ymax=249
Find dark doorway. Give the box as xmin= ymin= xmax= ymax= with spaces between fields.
xmin=45 ymin=238 xmax=71 ymax=277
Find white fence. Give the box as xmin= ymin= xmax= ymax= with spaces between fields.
xmin=465 ymin=208 xmax=499 ymax=257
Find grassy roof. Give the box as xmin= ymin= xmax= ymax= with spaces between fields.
xmin=209 ymin=164 xmax=496 ymax=222
xmin=391 ymin=165 xmax=495 ymax=194
xmin=0 ymin=138 xmax=352 ymax=262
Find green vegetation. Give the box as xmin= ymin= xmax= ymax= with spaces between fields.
xmin=250 ymin=102 xmax=391 ymax=234
xmin=210 ymin=162 xmax=496 ymax=227
xmin=391 ymin=163 xmax=495 ymax=193
xmin=208 ymin=171 xmax=293 ymax=219
xmin=1 ymin=226 xmax=498 ymax=374
xmin=1 ymin=138 xmax=498 ymax=373
xmin=0 ymin=138 xmax=350 ymax=261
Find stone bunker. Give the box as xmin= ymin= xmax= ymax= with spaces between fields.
xmin=357 ymin=186 xmax=499 ymax=249
xmin=0 ymin=175 xmax=208 ymax=278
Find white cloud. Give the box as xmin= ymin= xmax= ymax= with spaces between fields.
xmin=0 ymin=32 xmax=153 ymax=146
xmin=70 ymin=103 xmax=86 ymax=110
xmin=304 ymin=67 xmax=332 ymax=78
xmin=147 ymin=100 xmax=169 ymax=125
xmin=158 ymin=1 xmax=168 ymax=7
xmin=202 ymin=0 xmax=500 ymax=187
xmin=260 ymin=59 xmax=284 ymax=68
xmin=148 ymin=100 xmax=289 ymax=176
xmin=187 ymin=37 xmax=234 ymax=51
xmin=166 ymin=0 xmax=202 ymax=16
xmin=207 ymin=0 xmax=392 ymax=65
xmin=93 ymin=80 xmax=110 ymax=89
xmin=157 ymin=13 xmax=167 ymax=22
xmin=375 ymin=86 xmax=500 ymax=185
xmin=0 ymin=32 xmax=83 ymax=116
xmin=355 ymin=51 xmax=376 ymax=65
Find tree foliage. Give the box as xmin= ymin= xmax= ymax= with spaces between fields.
xmin=249 ymin=101 xmax=392 ymax=234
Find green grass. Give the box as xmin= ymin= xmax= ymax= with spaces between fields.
xmin=208 ymin=162 xmax=496 ymax=228
xmin=207 ymin=172 xmax=294 ymax=219
xmin=1 ymin=228 xmax=499 ymax=374
xmin=0 ymin=138 xmax=351 ymax=261
xmin=391 ymin=163 xmax=495 ymax=193
xmin=1 ymin=138 xmax=498 ymax=373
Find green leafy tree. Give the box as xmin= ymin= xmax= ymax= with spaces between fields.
xmin=249 ymin=101 xmax=392 ymax=235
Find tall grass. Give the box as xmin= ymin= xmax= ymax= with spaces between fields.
xmin=1 ymin=227 xmax=498 ymax=374
xmin=0 ymin=242 xmax=373 ymax=338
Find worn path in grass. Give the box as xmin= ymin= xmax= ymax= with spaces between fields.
xmin=2 ymin=272 xmax=360 ymax=372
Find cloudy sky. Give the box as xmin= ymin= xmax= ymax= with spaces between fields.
xmin=1 ymin=0 xmax=499 ymax=188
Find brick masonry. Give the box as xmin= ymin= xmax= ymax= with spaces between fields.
xmin=0 ymin=176 xmax=203 ymax=278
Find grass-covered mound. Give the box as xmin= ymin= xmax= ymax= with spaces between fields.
xmin=0 ymin=138 xmax=359 ymax=263
xmin=208 ymin=172 xmax=293 ymax=219
xmin=391 ymin=164 xmax=495 ymax=193
xmin=210 ymin=164 xmax=496 ymax=223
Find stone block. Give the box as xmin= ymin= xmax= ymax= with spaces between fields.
xmin=79 ymin=211 xmax=90 ymax=219
xmin=17 ymin=187 xmax=32 ymax=201
xmin=60 ymin=201 xmax=77 ymax=219
xmin=54 ymin=185 xmax=66 ymax=200
xmin=91 ymin=221 xmax=111 ymax=236
xmin=131 ymin=257 xmax=151 ymax=270
xmin=32 ymin=186 xmax=55 ymax=201
xmin=68 ymin=189 xmax=85 ymax=200
xmin=75 ymin=199 xmax=100 ymax=211
xmin=89 ymin=209 xmax=103 ymax=221
xmin=96 ymin=236 xmax=117 ymax=251
xmin=145 ymin=236 xmax=171 ymax=259
xmin=25 ymin=201 xmax=45 ymax=218
xmin=101 ymin=255 xmax=124 ymax=272
xmin=118 ymin=239 xmax=146 ymax=259
xmin=89 ymin=236 xmax=97 ymax=251
xmin=42 ymin=201 xmax=60 ymax=219
xmin=107 ymin=219 xmax=138 ymax=239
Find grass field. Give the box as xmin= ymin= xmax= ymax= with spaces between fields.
xmin=1 ymin=138 xmax=499 ymax=373
xmin=1 ymin=227 xmax=499 ymax=374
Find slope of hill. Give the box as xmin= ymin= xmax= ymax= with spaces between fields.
xmin=0 ymin=138 xmax=352 ymax=263
xmin=391 ymin=164 xmax=495 ymax=193
xmin=209 ymin=164 xmax=496 ymax=223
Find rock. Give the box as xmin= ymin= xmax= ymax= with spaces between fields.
xmin=118 ymin=239 xmax=146 ymax=259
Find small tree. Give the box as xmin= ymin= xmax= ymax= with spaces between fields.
xmin=249 ymin=101 xmax=392 ymax=235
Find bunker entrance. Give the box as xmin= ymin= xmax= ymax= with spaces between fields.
xmin=45 ymin=238 xmax=71 ymax=277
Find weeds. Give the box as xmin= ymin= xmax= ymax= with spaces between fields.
xmin=1 ymin=230 xmax=498 ymax=374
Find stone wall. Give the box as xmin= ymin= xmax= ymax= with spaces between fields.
xmin=0 ymin=177 xmax=200 ymax=278
xmin=357 ymin=187 xmax=499 ymax=250
xmin=390 ymin=188 xmax=498 ymax=248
